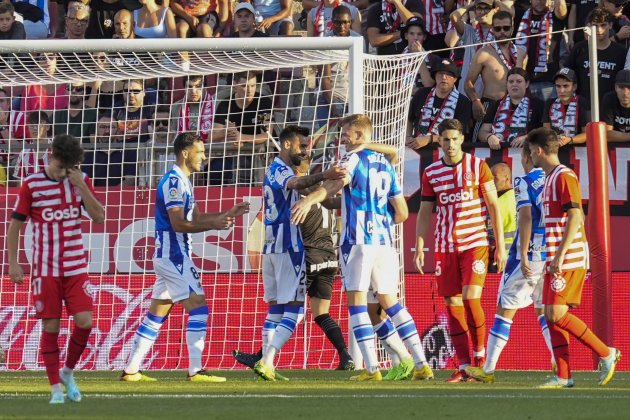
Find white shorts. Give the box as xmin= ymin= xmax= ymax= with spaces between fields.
xmin=340 ymin=244 xmax=400 ymax=295
xmin=262 ymin=250 xmax=306 ymax=304
xmin=497 ymin=259 xmax=545 ymax=310
xmin=152 ymin=257 xmax=204 ymax=303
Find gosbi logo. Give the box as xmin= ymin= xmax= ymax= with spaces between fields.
xmin=438 ymin=189 xmax=474 ymax=205
xmin=550 ymin=276 xmax=567 ymax=292
xmin=472 ymin=259 xmax=486 ymax=275
xmin=41 ymin=206 xmax=80 ymax=222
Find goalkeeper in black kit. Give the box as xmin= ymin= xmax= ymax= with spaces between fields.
xmin=233 ymin=158 xmax=355 ymax=371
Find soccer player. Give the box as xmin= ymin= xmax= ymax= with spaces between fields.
xmin=466 ymin=142 xmax=555 ymax=383
xmin=525 ymin=127 xmax=621 ymax=388
xmin=414 ymin=118 xmax=506 ymax=382
xmin=8 ymin=134 xmax=106 ymax=404
xmin=253 ymin=125 xmax=347 ymax=381
xmin=121 ymin=132 xmax=250 ymax=383
xmin=292 ymin=114 xmax=433 ymax=381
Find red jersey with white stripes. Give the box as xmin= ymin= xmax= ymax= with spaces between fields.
xmin=13 ymin=148 xmax=52 ymax=180
xmin=424 ymin=0 xmax=447 ymax=35
xmin=421 ymin=153 xmax=495 ymax=252
xmin=12 ymin=171 xmax=94 ymax=277
xmin=542 ymin=164 xmax=588 ymax=270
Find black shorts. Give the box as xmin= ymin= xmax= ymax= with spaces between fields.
xmin=305 ymin=252 xmax=338 ymax=300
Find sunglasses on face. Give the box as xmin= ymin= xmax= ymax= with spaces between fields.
xmin=493 ymin=25 xmax=512 ymax=32
xmin=66 ymin=86 xmax=85 ymax=93
xmin=154 ymin=119 xmax=169 ymax=127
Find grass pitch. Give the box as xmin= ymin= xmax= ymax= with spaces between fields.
xmin=0 ymin=370 xmax=629 ymax=420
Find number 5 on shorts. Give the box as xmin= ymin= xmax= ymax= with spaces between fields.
xmin=435 ymin=261 xmax=442 ymax=277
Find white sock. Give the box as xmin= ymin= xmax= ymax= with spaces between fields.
xmin=186 ymin=306 xmax=209 ymax=376
xmin=374 ymin=318 xmax=411 ymax=365
xmin=125 ymin=312 xmax=167 ymax=374
xmin=262 ymin=305 xmax=303 ymax=367
xmin=385 ymin=303 xmax=427 ymax=368
xmin=484 ymin=315 xmax=512 ymax=374
xmin=349 ymin=306 xmax=379 ymax=374
xmin=51 ymin=383 xmax=62 ymax=393
xmin=538 ymin=314 xmax=555 ymax=364
xmin=262 ymin=305 xmax=284 ymax=357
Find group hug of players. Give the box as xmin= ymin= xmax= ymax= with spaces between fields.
xmin=6 ymin=114 xmax=621 ymax=403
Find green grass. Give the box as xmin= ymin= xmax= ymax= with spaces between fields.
xmin=1 ymin=370 xmax=629 ymax=419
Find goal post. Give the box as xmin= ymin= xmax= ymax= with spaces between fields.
xmin=0 ymin=37 xmax=424 ymax=371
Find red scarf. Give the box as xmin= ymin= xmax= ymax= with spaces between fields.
xmin=492 ymin=95 xmax=530 ymax=143
xmin=314 ymin=1 xmax=340 ymax=37
xmin=413 ymin=88 xmax=460 ymax=136
xmin=473 ymin=23 xmax=494 ymax=49
xmin=382 ymin=0 xmax=405 ymax=33
xmin=178 ymin=94 xmax=215 ymax=141
xmin=515 ymin=7 xmax=553 ymax=73
xmin=490 ymin=41 xmax=518 ymax=70
xmin=549 ymin=95 xmax=579 ymax=137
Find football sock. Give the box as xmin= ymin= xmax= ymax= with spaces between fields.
xmin=446 ymin=304 xmax=471 ymax=368
xmin=555 ymin=312 xmax=610 ymax=358
xmin=314 ymin=313 xmax=347 ymax=355
xmin=64 ymin=326 xmax=91 ymax=371
xmin=548 ymin=322 xmax=571 ymax=379
xmin=264 ymin=305 xmax=303 ymax=366
xmin=537 ymin=314 xmax=555 ymax=362
xmin=41 ymin=330 xmax=60 ymax=385
xmin=385 ymin=303 xmax=427 ymax=367
xmin=125 ymin=312 xmax=167 ymax=374
xmin=374 ymin=318 xmax=410 ymax=364
xmin=262 ymin=304 xmax=284 ymax=357
xmin=463 ymin=298 xmax=486 ymax=353
xmin=484 ymin=315 xmax=512 ymax=373
xmin=349 ymin=305 xmax=379 ymax=373
xmin=186 ymin=305 xmax=209 ymax=376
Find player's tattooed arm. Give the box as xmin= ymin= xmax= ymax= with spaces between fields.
xmin=287 ymin=165 xmax=346 ymax=190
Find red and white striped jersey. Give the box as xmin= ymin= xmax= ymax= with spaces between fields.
xmin=424 ymin=0 xmax=447 ymax=35
xmin=0 ymin=110 xmax=26 ymax=165
xmin=13 ymin=148 xmax=51 ymax=180
xmin=421 ymin=153 xmax=495 ymax=252
xmin=542 ymin=164 xmax=588 ymax=270
xmin=12 ymin=171 xmax=94 ymax=278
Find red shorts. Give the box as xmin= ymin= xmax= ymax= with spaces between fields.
xmin=543 ymin=269 xmax=586 ymax=306
xmin=435 ymin=247 xmax=489 ymax=297
xmin=31 ymin=273 xmax=94 ymax=319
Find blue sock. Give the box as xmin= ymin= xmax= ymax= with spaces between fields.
xmin=484 ymin=315 xmax=513 ymax=373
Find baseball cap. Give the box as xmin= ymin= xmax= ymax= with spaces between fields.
xmin=431 ymin=58 xmax=459 ymax=78
xmin=401 ymin=17 xmax=426 ymax=36
xmin=234 ymin=2 xmax=256 ymax=15
xmin=553 ymin=68 xmax=578 ymax=83
xmin=476 ymin=0 xmax=494 ymax=7
xmin=616 ymin=69 xmax=630 ymax=86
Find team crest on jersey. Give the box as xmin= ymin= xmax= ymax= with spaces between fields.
xmin=550 ymin=276 xmax=567 ymax=292
xmin=472 ymin=259 xmax=486 ymax=275
xmin=35 ymin=300 xmax=44 ymax=313
xmin=464 ymin=172 xmax=473 ymax=182
xmin=169 ymin=188 xmax=178 ymax=199
xmin=83 ymin=281 xmax=95 ymax=298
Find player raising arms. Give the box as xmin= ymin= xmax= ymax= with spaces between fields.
xmin=121 ymin=132 xmax=250 ymax=383
xmin=466 ymin=142 xmax=555 ymax=383
xmin=292 ymin=114 xmax=433 ymax=381
xmin=8 ymin=134 xmax=105 ymax=404
xmin=525 ymin=127 xmax=620 ymax=388
xmin=414 ymin=119 xmax=506 ymax=382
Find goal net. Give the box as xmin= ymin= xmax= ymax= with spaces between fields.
xmin=0 ymin=38 xmax=423 ymax=371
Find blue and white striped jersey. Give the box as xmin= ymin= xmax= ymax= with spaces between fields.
xmin=263 ymin=157 xmax=303 ymax=254
xmin=154 ymin=164 xmax=195 ymax=266
xmin=340 ymin=149 xmax=401 ymax=246
xmin=511 ymin=167 xmax=546 ymax=262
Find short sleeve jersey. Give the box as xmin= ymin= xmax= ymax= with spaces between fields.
xmin=340 ymin=149 xmax=401 ymax=246
xmin=511 ymin=167 xmax=546 ymax=262
xmin=601 ymin=91 xmax=630 ymax=133
xmin=263 ymin=157 xmax=302 ymax=254
xmin=542 ymin=164 xmax=588 ymax=270
xmin=421 ymin=153 xmax=495 ymax=253
xmin=12 ymin=171 xmax=94 ymax=277
xmin=154 ymin=164 xmax=195 ymax=264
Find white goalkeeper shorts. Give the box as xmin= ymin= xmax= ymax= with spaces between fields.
xmin=340 ymin=244 xmax=400 ymax=295
xmin=497 ymin=259 xmax=545 ymax=310
xmin=262 ymin=250 xmax=306 ymax=304
xmin=152 ymin=257 xmax=205 ymax=303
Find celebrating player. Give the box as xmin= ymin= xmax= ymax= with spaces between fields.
xmin=253 ymin=125 xmax=347 ymax=381
xmin=292 ymin=114 xmax=433 ymax=381
xmin=525 ymin=127 xmax=621 ymax=388
xmin=466 ymin=142 xmax=555 ymax=383
xmin=414 ymin=119 xmax=506 ymax=382
xmin=8 ymin=134 xmax=105 ymax=404
xmin=121 ymin=132 xmax=250 ymax=383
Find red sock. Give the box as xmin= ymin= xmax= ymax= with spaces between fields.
xmin=65 ymin=326 xmax=92 ymax=369
xmin=446 ymin=305 xmax=471 ymax=367
xmin=463 ymin=298 xmax=486 ymax=353
xmin=548 ymin=322 xmax=571 ymax=379
xmin=40 ymin=331 xmax=60 ymax=385
xmin=556 ymin=313 xmax=610 ymax=358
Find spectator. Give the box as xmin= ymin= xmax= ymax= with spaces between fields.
xmin=478 ymin=67 xmax=544 ymax=148
xmin=134 ymin=0 xmax=176 ymax=38
xmin=13 ymin=0 xmax=50 ymax=38
xmin=514 ymin=0 xmax=568 ymax=102
xmin=87 ymin=53 xmax=126 ymax=109
xmin=114 ymin=79 xmax=154 ymax=143
xmin=601 ymin=0 xmax=630 ymax=48
xmin=407 ymin=58 xmax=473 ymax=149
xmin=230 ymin=2 xmax=268 ymax=37
xmin=0 ymin=88 xmax=25 ymax=183
xmin=542 ymin=68 xmax=589 ymax=146
xmin=565 ymin=7 xmax=627 ymax=103
xmin=488 ymin=162 xmax=516 ymax=272
xmin=400 ymin=17 xmax=433 ymax=90
xmin=82 ymin=112 xmax=137 ymax=186
xmin=244 ymin=0 xmax=294 ymax=35
xmin=113 ymin=8 xmax=135 ymax=38
xmin=53 ymin=82 xmax=97 ymax=143
xmin=86 ymin=0 xmax=142 ymax=39
xmin=152 ymin=105 xmax=172 ymax=144
xmin=64 ymin=1 xmax=90 ymax=39
xmin=366 ymin=0 xmax=423 ymax=55
xmin=420 ymin=0 xmax=453 ymax=56
xmin=20 ymin=53 xmax=68 ymax=113
xmin=567 ymin=0 xmax=599 ymax=45
xmin=214 ymin=71 xmax=273 ymax=185
xmin=307 ymin=0 xmax=362 ymax=37
xmin=0 ymin=2 xmax=26 ymax=39
xmin=602 ymin=69 xmax=630 ymax=141
xmin=171 ymin=0 xmax=225 ymax=38
xmin=13 ymin=110 xmax=51 ymax=181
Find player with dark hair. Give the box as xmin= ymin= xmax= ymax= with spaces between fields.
xmin=8 ymin=134 xmax=105 ymax=404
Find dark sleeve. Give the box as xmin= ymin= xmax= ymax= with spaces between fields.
xmin=406 ymin=0 xmax=425 ymax=15
xmin=456 ymin=95 xmax=473 ymax=137
xmin=366 ymin=3 xmax=381 ymax=29
xmin=578 ymin=96 xmax=590 ymax=128
xmin=528 ymin=98 xmax=544 ymax=130
xmin=214 ymin=101 xmax=228 ymax=124
xmin=541 ymin=100 xmax=552 ymax=124
xmin=408 ymin=88 xmax=429 ymax=122
xmin=564 ymin=42 xmax=581 ymax=71
xmin=600 ymin=93 xmax=616 ymax=125
xmin=482 ymin=100 xmax=499 ymax=124
xmin=12 ymin=22 xmax=26 ymax=40
xmin=52 ymin=111 xmax=66 ymax=136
